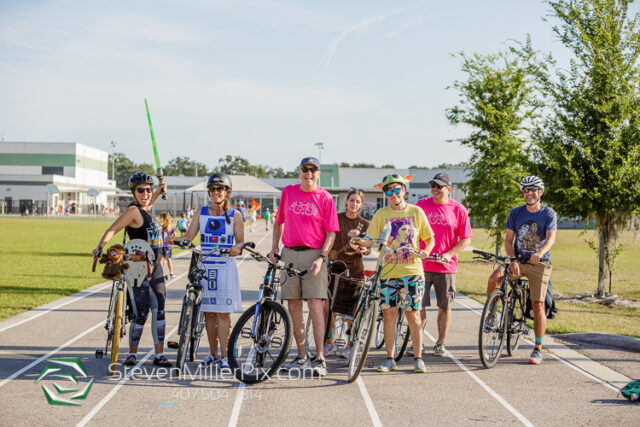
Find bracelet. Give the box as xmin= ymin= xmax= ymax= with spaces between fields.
xmin=319 ymin=255 xmax=327 ymax=262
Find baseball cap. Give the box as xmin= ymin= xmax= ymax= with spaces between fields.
xmin=299 ymin=157 xmax=320 ymax=168
xmin=429 ymin=172 xmax=452 ymax=187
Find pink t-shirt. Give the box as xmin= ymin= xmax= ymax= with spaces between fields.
xmin=417 ymin=197 xmax=472 ymax=274
xmin=276 ymin=184 xmax=340 ymax=249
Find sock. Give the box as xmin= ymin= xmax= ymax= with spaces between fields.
xmin=128 ymin=352 xmax=136 ymax=358
xmin=155 ymin=353 xmax=164 ymax=359
xmin=535 ymin=336 xmax=543 ymax=350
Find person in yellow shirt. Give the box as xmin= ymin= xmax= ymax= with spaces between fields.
xmin=353 ymin=174 xmax=434 ymax=373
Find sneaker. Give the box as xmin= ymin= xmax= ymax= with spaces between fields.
xmin=153 ymin=355 xmax=172 ymax=368
xmin=323 ymin=342 xmax=335 ymax=356
xmin=124 ymin=354 xmax=137 ymax=366
xmin=170 ymin=273 xmax=175 ymax=278
xmin=313 ymin=358 xmax=328 ymax=376
xmin=376 ymin=358 xmax=397 ymax=372
xmin=414 ymin=358 xmax=426 ymax=373
xmin=338 ymin=345 xmax=351 ymax=359
xmin=433 ymin=341 xmax=446 ymax=356
xmin=200 ymin=354 xmax=219 ymax=367
xmin=283 ymin=355 xmax=310 ymax=371
xmin=219 ymin=357 xmax=230 ymax=370
xmin=529 ymin=348 xmax=543 ymax=365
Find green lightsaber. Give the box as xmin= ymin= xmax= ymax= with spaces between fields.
xmin=144 ymin=98 xmax=166 ymax=200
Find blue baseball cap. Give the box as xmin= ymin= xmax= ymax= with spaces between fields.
xmin=299 ymin=157 xmax=320 ymax=168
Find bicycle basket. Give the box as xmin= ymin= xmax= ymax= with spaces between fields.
xmin=330 ymin=273 xmax=364 ymax=318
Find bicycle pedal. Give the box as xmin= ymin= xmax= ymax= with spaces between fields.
xmin=335 ymin=339 xmax=347 ymax=347
xmin=240 ymin=328 xmax=252 ymax=339
xmin=166 ymin=341 xmax=179 ymax=349
xmin=95 ymin=350 xmax=104 ymax=359
xmin=365 ymin=359 xmax=374 ymax=368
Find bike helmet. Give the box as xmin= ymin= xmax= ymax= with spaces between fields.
xmin=520 ymin=175 xmax=544 ymax=191
xmin=128 ymin=172 xmax=155 ymax=191
xmin=620 ymin=380 xmax=640 ymax=402
xmin=207 ymin=173 xmax=232 ymax=191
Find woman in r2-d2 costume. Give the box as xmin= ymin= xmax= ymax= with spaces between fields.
xmin=169 ymin=173 xmax=244 ymax=370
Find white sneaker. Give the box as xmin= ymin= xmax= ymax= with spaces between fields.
xmin=283 ymin=355 xmax=310 ymax=371
xmin=200 ymin=354 xmax=219 ymax=367
xmin=323 ymin=342 xmax=335 ymax=356
xmin=338 ymin=345 xmax=351 ymax=359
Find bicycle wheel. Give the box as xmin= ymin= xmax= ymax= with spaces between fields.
xmin=109 ymin=287 xmax=124 ymax=375
xmin=190 ymin=308 xmax=205 ymax=362
xmin=228 ymin=300 xmax=292 ymax=384
xmin=347 ymin=299 xmax=377 ymax=383
xmin=507 ymin=286 xmax=526 ymax=356
xmin=374 ymin=311 xmax=385 ymax=349
xmin=393 ymin=309 xmax=410 ymax=361
xmin=176 ymin=292 xmax=195 ymax=372
xmin=478 ymin=289 xmax=507 ymax=369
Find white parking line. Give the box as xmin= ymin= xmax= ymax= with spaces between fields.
xmin=0 ymin=251 xmax=192 ymax=334
xmin=77 ymin=324 xmax=180 ymax=427
xmin=454 ymin=294 xmax=621 ymax=393
xmin=356 ymin=376 xmax=383 ymax=427
xmin=0 ymin=272 xmax=187 ymax=389
xmin=423 ymin=330 xmax=534 ymax=427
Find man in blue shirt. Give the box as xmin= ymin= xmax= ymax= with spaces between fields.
xmin=487 ymin=175 xmax=557 ymax=365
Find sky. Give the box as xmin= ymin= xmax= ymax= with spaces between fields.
xmin=2 ymin=0 xmax=637 ymax=171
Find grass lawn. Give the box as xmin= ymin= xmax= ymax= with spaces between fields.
xmin=0 ymin=216 xmax=190 ymax=321
xmin=458 ymin=229 xmax=640 ymax=337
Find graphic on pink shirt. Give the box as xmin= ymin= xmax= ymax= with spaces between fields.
xmin=417 ymin=198 xmax=472 ymax=274
xmin=276 ymin=185 xmax=339 ymax=249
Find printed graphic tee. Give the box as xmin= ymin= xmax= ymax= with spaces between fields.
xmin=276 ymin=184 xmax=340 ymax=248
xmin=506 ymin=205 xmax=557 ymax=263
xmin=416 ymin=197 xmax=472 ymax=274
xmin=367 ymin=204 xmax=434 ymax=280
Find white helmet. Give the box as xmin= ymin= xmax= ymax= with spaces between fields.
xmin=520 ymin=175 xmax=544 ymax=191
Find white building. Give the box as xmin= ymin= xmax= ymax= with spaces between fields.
xmin=0 ymin=142 xmax=117 ymax=214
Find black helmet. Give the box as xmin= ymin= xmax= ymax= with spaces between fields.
xmin=207 ymin=173 xmax=232 ymax=191
xmin=128 ymin=172 xmax=155 ymax=190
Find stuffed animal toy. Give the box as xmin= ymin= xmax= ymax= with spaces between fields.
xmin=99 ymin=244 xmax=129 ymax=281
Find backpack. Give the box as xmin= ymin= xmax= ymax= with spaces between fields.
xmin=177 ymin=218 xmax=188 ymax=232
xmin=620 ymin=380 xmax=640 ymax=402
xmin=525 ymin=280 xmax=558 ymax=320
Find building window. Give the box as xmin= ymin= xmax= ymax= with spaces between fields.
xmin=42 ymin=166 xmax=64 ymax=175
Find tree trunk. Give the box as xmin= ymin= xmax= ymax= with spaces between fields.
xmin=596 ymin=212 xmax=618 ymax=297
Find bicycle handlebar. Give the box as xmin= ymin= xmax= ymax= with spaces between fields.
xmin=243 ymin=245 xmax=306 ymax=277
xmin=472 ymin=249 xmax=511 ymax=263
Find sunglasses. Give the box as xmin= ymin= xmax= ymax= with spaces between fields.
xmin=208 ymin=186 xmax=227 ymax=193
xmin=384 ymin=187 xmax=402 ymax=197
xmin=522 ymin=187 xmax=539 ymax=194
xmin=430 ymin=183 xmax=444 ymax=189
xmin=136 ymin=187 xmax=153 ymax=194
xmin=301 ymin=166 xmax=318 ymax=173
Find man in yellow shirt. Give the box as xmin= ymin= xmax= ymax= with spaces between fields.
xmin=355 ymin=174 xmax=434 ymax=373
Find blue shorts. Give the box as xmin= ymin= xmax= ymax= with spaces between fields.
xmin=161 ymin=246 xmax=172 ymax=259
xmin=379 ymin=275 xmax=425 ymax=311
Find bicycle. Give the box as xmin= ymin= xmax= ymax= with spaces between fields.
xmin=92 ymin=240 xmax=154 ymax=375
xmin=166 ymin=241 xmax=232 ymax=372
xmin=473 ymin=249 xmax=529 ymax=368
xmin=227 ymin=244 xmax=307 ymax=384
xmin=344 ymin=234 xmax=429 ymax=382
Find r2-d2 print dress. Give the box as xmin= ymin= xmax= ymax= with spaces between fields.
xmin=199 ymin=206 xmax=242 ymax=313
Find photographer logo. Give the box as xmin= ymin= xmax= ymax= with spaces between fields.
xmin=34 ymin=358 xmax=94 ymax=406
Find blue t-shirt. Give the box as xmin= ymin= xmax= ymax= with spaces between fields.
xmin=506 ymin=205 xmax=557 ymax=263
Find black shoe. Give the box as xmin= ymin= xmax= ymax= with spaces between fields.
xmin=124 ymin=354 xmax=137 ymax=366
xmin=153 ymin=355 xmax=172 ymax=368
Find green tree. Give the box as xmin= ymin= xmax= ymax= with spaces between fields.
xmin=216 ymin=155 xmax=268 ymax=177
xmin=164 ymin=156 xmax=210 ymax=176
xmin=351 ymin=163 xmax=376 ymax=168
xmin=380 ymin=164 xmax=396 ymax=169
xmin=109 ymin=152 xmax=155 ymax=189
xmin=531 ymin=0 xmax=640 ymax=296
xmin=447 ymin=44 xmax=541 ymax=254
xmin=339 ymin=162 xmax=351 ymax=167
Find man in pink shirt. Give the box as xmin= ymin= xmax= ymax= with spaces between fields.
xmin=417 ymin=172 xmax=472 ymax=356
xmin=269 ymin=156 xmax=339 ymax=376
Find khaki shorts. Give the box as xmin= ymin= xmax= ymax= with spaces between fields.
xmin=512 ymin=261 xmax=552 ymax=302
xmin=422 ymin=272 xmax=456 ymax=310
xmin=280 ymin=247 xmax=329 ymax=300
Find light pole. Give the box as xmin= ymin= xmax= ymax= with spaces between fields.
xmin=109 ymin=141 xmax=117 ymax=181
xmin=314 ymin=142 xmax=324 ymax=164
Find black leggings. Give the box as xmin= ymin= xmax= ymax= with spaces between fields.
xmin=129 ymin=264 xmax=166 ymax=348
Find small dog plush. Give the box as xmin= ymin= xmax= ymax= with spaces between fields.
xmin=99 ymin=244 xmax=129 ymax=281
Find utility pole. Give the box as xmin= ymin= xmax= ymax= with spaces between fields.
xmin=314 ymin=142 xmax=324 ymax=164
xmin=109 ymin=141 xmax=117 ymax=181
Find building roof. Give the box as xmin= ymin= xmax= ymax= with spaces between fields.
xmin=186 ymin=175 xmax=281 ymax=195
